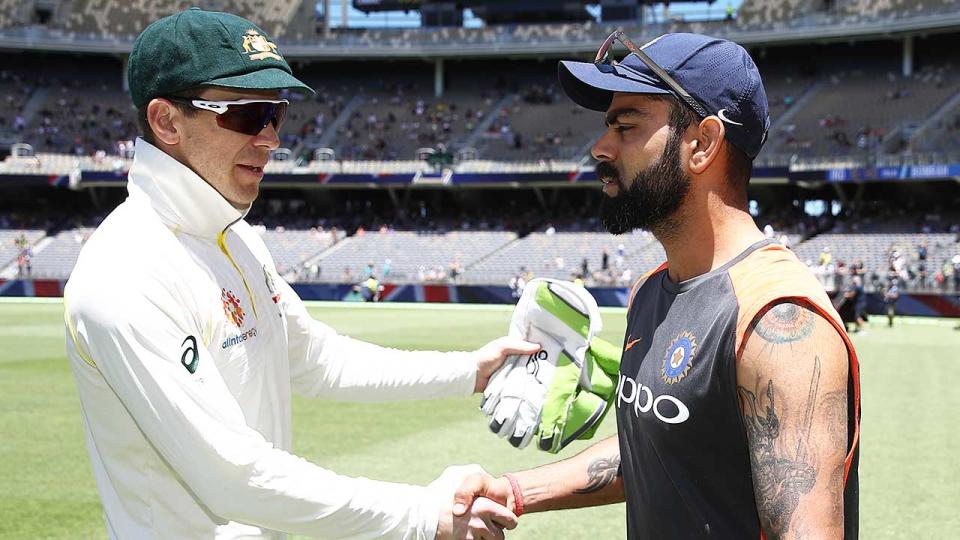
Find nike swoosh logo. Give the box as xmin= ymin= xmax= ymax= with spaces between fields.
xmin=624 ymin=336 xmax=643 ymax=351
xmin=717 ymin=109 xmax=744 ymax=126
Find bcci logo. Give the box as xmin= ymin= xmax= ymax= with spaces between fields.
xmin=661 ymin=331 xmax=697 ymax=385
xmin=242 ymin=29 xmax=282 ymax=61
xmin=221 ymin=288 xmax=246 ymax=328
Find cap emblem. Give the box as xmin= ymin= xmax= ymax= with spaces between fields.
xmin=242 ymin=29 xmax=281 ymax=61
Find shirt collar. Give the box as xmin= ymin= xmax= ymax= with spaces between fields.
xmin=126 ymin=138 xmax=248 ymax=239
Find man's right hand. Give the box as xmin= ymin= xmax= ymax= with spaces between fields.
xmin=430 ymin=465 xmax=517 ymax=540
xmin=451 ymin=472 xmax=512 ymax=519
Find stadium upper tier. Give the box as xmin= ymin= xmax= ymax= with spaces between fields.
xmin=3 ymin=40 xmax=960 ymax=165
xmin=1 ymin=0 xmax=958 ymax=55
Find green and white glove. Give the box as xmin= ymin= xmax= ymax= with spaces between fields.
xmin=480 ymin=278 xmax=621 ymax=453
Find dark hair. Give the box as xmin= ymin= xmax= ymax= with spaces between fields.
xmin=651 ymin=94 xmax=753 ymax=201
xmin=136 ymin=90 xmax=201 ymax=145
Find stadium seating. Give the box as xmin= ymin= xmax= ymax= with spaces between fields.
xmin=59 ymin=0 xmax=304 ymax=40
xmin=477 ymin=87 xmax=603 ymax=162
xmin=735 ymin=0 xmax=959 ymax=29
xmin=763 ymin=59 xmax=960 ymax=158
xmin=24 ymin=228 xmax=94 ymax=279
xmin=5 ymin=218 xmax=958 ymax=291
xmin=314 ymin=230 xmax=517 ymax=283
xmin=463 ymin=229 xmax=660 ymax=285
xmin=257 ymin=227 xmax=345 ymax=279
xmin=791 ymin=232 xmax=958 ymax=289
xmin=912 ymin=99 xmax=960 ymax=154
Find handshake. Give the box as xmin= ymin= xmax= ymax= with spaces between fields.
xmin=432 ymin=279 xmax=622 ymax=539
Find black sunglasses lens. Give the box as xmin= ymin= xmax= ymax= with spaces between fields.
xmin=217 ymin=102 xmax=287 ymax=135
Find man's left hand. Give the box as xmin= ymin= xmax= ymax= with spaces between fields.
xmin=471 ymin=337 xmax=540 ymax=393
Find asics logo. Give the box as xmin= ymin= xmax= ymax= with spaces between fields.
xmin=717 ymin=109 xmax=744 ymax=126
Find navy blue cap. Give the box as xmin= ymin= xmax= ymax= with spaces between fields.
xmin=559 ymin=33 xmax=770 ymax=159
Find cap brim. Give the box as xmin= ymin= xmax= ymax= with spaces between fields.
xmin=204 ymin=67 xmax=315 ymax=96
xmin=558 ymin=60 xmax=670 ymax=112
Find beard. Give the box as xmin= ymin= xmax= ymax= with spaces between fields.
xmin=598 ymin=128 xmax=690 ymax=237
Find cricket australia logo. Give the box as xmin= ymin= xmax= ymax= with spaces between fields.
xmin=242 ymin=29 xmax=282 ymax=61
xmin=661 ymin=331 xmax=697 ymax=385
xmin=221 ymin=288 xmax=246 ymax=328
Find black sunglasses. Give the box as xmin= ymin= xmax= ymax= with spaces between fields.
xmin=166 ymin=96 xmax=289 ymax=136
xmin=594 ymin=30 xmax=710 ymax=119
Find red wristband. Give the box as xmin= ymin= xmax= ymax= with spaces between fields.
xmin=503 ymin=473 xmax=524 ymax=517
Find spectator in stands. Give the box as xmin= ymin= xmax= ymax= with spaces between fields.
xmin=778 ymin=233 xmax=790 ymax=248
xmin=448 ymin=261 xmax=463 ymax=283
xmin=601 ymin=247 xmax=609 ymax=271
xmin=509 ymin=271 xmax=523 ymax=298
xmin=941 ymin=259 xmax=953 ymax=291
xmin=953 ymin=255 xmax=960 ymax=292
xmin=16 ymin=246 xmax=32 ymax=276
xmin=819 ymin=246 xmax=832 ymax=266
xmin=63 ymin=10 xmax=525 ymax=538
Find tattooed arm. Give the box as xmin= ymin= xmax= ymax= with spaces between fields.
xmin=452 ymin=435 xmax=624 ymax=515
xmin=738 ymin=300 xmax=849 ymax=539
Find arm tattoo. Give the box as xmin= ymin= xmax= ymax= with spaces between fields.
xmin=753 ymin=303 xmax=815 ymax=344
xmin=573 ymin=455 xmax=621 ymax=494
xmin=821 ymin=390 xmax=847 ymax=449
xmin=738 ymin=357 xmax=822 ymax=538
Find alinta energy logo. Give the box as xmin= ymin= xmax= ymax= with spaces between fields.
xmin=221 ymin=288 xmax=245 ymax=328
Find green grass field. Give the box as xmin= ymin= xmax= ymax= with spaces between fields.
xmin=1 ymin=300 xmax=958 ymax=539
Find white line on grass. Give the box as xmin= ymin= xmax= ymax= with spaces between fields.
xmin=0 ymin=297 xmax=64 ymax=305
xmin=3 ymin=297 xmax=956 ymax=326
xmin=303 ymin=300 xmax=629 ymax=316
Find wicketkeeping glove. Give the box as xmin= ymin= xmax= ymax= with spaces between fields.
xmin=480 ymin=278 xmax=622 ymax=453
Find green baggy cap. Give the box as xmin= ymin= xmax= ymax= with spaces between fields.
xmin=128 ymin=7 xmax=314 ymax=107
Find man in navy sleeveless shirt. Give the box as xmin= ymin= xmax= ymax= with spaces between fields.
xmin=454 ymin=32 xmax=860 ymax=539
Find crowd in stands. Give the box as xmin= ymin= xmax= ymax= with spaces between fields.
xmin=1 ymin=36 xmax=959 ymax=164
xmin=3 ymin=197 xmax=960 ymax=293
xmin=2 ymin=0 xmax=958 ymax=45
xmin=764 ymin=59 xmax=960 ymax=159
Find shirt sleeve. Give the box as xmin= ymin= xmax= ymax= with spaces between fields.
xmin=280 ymin=278 xmax=478 ymax=401
xmin=66 ymin=279 xmax=441 ymax=539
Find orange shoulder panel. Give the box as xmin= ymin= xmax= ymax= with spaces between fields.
xmin=627 ymin=261 xmax=668 ymax=312
xmin=726 ymin=243 xmax=844 ymax=356
xmin=727 ymin=242 xmax=861 ymax=485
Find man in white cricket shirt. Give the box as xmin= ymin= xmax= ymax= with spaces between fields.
xmin=64 ymin=8 xmax=529 ymax=539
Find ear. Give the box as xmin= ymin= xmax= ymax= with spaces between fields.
xmin=146 ymin=98 xmax=182 ymax=146
xmin=688 ymin=116 xmax=725 ymax=175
